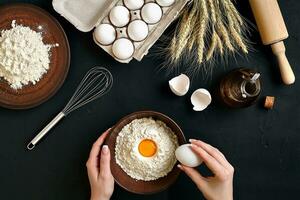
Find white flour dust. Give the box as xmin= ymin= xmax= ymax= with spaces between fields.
xmin=115 ymin=118 xmax=179 ymax=181
xmin=0 ymin=20 xmax=57 ymax=89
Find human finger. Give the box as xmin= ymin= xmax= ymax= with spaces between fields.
xmin=88 ymin=129 xmax=110 ymax=161
xmin=86 ymin=129 xmax=111 ymax=177
xmin=190 ymin=144 xmax=227 ymax=178
xmin=178 ymin=164 xmax=206 ymax=190
xmin=190 ymin=139 xmax=232 ymax=169
xmin=99 ymin=145 xmax=112 ymax=179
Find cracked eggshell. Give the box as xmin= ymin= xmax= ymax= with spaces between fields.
xmin=141 ymin=3 xmax=163 ymax=24
xmin=109 ymin=6 xmax=130 ymax=27
xmin=191 ymin=89 xmax=212 ymax=111
xmin=124 ymin=0 xmax=144 ymax=10
xmin=112 ymin=38 xmax=134 ymax=60
xmin=127 ymin=20 xmax=149 ymax=41
xmin=156 ymin=0 xmax=175 ymax=7
xmin=169 ymin=74 xmax=190 ymax=96
xmin=94 ymin=24 xmax=116 ymax=45
xmin=175 ymin=144 xmax=203 ymax=167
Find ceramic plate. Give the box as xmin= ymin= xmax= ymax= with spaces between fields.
xmin=0 ymin=3 xmax=70 ymax=109
xmin=105 ymin=111 xmax=186 ymax=194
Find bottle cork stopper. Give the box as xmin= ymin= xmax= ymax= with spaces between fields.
xmin=264 ymin=96 xmax=275 ymax=109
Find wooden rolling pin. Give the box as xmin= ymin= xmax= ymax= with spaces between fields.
xmin=249 ymin=0 xmax=295 ymax=85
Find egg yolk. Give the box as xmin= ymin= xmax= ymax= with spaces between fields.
xmin=138 ymin=139 xmax=157 ymax=157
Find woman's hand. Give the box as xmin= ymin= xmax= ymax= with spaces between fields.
xmin=178 ymin=139 xmax=234 ymax=200
xmin=86 ymin=129 xmax=114 ymax=200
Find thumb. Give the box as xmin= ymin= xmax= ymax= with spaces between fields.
xmin=99 ymin=145 xmax=112 ymax=178
xmin=178 ymin=165 xmax=207 ymax=190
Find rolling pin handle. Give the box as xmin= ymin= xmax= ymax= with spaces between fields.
xmin=271 ymin=41 xmax=295 ymax=85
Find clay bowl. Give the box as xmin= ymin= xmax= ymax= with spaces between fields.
xmin=0 ymin=3 xmax=70 ymax=109
xmin=105 ymin=111 xmax=186 ymax=195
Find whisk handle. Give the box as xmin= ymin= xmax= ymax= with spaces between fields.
xmin=27 ymin=112 xmax=65 ymax=150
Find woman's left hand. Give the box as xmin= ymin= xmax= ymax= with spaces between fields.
xmin=86 ymin=129 xmax=114 ymax=200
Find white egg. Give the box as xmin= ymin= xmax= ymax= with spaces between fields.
xmin=94 ymin=24 xmax=116 ymax=45
xmin=127 ymin=20 xmax=149 ymax=41
xmin=109 ymin=6 xmax=130 ymax=27
xmin=124 ymin=0 xmax=144 ymax=10
xmin=175 ymin=144 xmax=203 ymax=167
xmin=156 ymin=0 xmax=175 ymax=7
xmin=141 ymin=3 xmax=163 ymax=24
xmin=112 ymin=38 xmax=134 ymax=60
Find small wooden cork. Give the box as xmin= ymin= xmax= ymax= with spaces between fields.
xmin=264 ymin=96 xmax=275 ymax=109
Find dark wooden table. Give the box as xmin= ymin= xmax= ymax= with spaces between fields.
xmin=0 ymin=0 xmax=299 ymax=200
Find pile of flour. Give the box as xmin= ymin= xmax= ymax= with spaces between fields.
xmin=115 ymin=118 xmax=179 ymax=181
xmin=0 ymin=20 xmax=53 ymax=89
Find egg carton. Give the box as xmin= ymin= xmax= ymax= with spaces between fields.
xmin=53 ymin=0 xmax=189 ymax=63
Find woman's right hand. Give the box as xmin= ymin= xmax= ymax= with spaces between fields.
xmin=178 ymin=139 xmax=234 ymax=200
xmin=86 ymin=129 xmax=114 ymax=200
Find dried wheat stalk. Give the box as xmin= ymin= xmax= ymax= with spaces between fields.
xmin=206 ymin=31 xmax=218 ymax=61
xmin=196 ymin=0 xmax=208 ymax=63
xmin=221 ymin=0 xmax=248 ymax=53
xmin=170 ymin=8 xmax=197 ymax=61
xmin=169 ymin=0 xmax=249 ymax=66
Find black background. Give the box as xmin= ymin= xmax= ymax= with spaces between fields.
xmin=0 ymin=0 xmax=300 ymax=200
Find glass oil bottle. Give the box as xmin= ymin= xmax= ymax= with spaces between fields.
xmin=218 ymin=68 xmax=261 ymax=108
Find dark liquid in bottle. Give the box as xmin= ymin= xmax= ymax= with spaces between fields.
xmin=218 ymin=68 xmax=261 ymax=108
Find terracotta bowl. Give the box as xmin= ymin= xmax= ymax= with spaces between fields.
xmin=105 ymin=111 xmax=186 ymax=195
xmin=0 ymin=3 xmax=70 ymax=109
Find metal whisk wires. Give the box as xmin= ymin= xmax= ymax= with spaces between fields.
xmin=63 ymin=67 xmax=113 ymax=115
xmin=27 ymin=66 xmax=113 ymax=150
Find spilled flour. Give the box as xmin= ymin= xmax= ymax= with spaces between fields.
xmin=0 ymin=20 xmax=57 ymax=89
xmin=115 ymin=118 xmax=179 ymax=181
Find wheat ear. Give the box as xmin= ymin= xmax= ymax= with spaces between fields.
xmin=206 ymin=0 xmax=218 ymax=61
xmin=170 ymin=35 xmax=178 ymax=62
xmin=208 ymin=0 xmax=217 ymax=23
xmin=222 ymin=0 xmax=248 ymax=53
xmin=188 ymin=33 xmax=196 ymax=51
xmin=171 ymin=10 xmax=188 ymax=61
xmin=206 ymin=32 xmax=218 ymax=61
xmin=212 ymin=0 xmax=234 ymax=52
xmin=217 ymin=21 xmax=234 ymax=51
xmin=216 ymin=33 xmax=224 ymax=55
xmin=230 ymin=26 xmax=248 ymax=53
xmin=196 ymin=0 xmax=208 ymax=63
xmin=225 ymin=0 xmax=243 ymax=26
xmin=174 ymin=8 xmax=197 ymax=61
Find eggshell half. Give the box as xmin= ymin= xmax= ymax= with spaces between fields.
xmin=169 ymin=74 xmax=190 ymax=96
xmin=175 ymin=144 xmax=203 ymax=167
xmin=191 ymin=89 xmax=212 ymax=111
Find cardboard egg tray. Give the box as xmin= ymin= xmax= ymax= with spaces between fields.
xmin=53 ymin=0 xmax=189 ymax=63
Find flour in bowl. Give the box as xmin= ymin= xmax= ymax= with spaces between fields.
xmin=115 ymin=118 xmax=179 ymax=181
xmin=0 ymin=20 xmax=57 ymax=89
